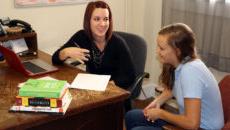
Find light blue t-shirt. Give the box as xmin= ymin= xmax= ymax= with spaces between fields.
xmin=172 ymin=59 xmax=224 ymax=129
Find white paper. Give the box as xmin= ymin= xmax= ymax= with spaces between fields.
xmin=10 ymin=38 xmax=28 ymax=54
xmin=70 ymin=73 xmax=111 ymax=91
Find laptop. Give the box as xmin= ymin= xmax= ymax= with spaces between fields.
xmin=0 ymin=45 xmax=59 ymax=76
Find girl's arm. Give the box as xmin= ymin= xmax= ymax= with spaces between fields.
xmin=147 ymin=98 xmax=201 ymax=129
xmin=144 ymin=88 xmax=173 ymax=111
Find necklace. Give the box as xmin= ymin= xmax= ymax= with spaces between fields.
xmin=94 ymin=40 xmax=107 ymax=52
xmin=91 ymin=42 xmax=105 ymax=68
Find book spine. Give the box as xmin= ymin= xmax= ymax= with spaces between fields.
xmin=16 ymin=90 xmax=69 ymax=108
xmin=10 ymin=105 xmax=64 ymax=113
xmin=15 ymin=97 xmax=62 ymax=107
xmin=10 ymin=91 xmax=72 ymax=114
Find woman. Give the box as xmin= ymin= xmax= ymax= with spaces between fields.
xmin=52 ymin=1 xmax=135 ymax=90
xmin=125 ymin=23 xmax=224 ymax=130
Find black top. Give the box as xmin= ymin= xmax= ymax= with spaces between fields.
xmin=52 ymin=30 xmax=136 ymax=89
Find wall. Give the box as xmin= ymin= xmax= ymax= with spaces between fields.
xmin=126 ymin=0 xmax=162 ymax=84
xmin=0 ymin=0 xmax=127 ymax=52
xmin=0 ymin=0 xmax=162 ymax=84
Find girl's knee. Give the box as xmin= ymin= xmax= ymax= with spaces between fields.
xmin=125 ymin=109 xmax=143 ymax=119
xmin=125 ymin=109 xmax=146 ymax=124
xmin=132 ymin=126 xmax=162 ymax=130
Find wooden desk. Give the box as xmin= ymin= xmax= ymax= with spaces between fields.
xmin=0 ymin=50 xmax=130 ymax=130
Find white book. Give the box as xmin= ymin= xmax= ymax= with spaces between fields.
xmin=10 ymin=91 xmax=72 ymax=115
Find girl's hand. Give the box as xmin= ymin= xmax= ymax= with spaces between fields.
xmin=143 ymin=100 xmax=160 ymax=120
xmin=143 ymin=100 xmax=160 ymax=117
xmin=144 ymin=100 xmax=160 ymax=110
xmin=60 ymin=47 xmax=90 ymax=64
xmin=145 ymin=108 xmax=162 ymax=122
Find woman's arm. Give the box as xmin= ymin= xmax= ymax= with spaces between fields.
xmin=146 ymin=98 xmax=201 ymax=129
xmin=52 ymin=30 xmax=90 ymax=65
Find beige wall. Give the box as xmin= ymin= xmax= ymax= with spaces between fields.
xmin=0 ymin=0 xmax=127 ymax=50
xmin=0 ymin=0 xmax=162 ymax=84
xmin=126 ymin=0 xmax=162 ymax=84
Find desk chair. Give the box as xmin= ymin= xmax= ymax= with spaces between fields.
xmin=115 ymin=31 xmax=149 ymax=112
xmin=163 ymin=75 xmax=230 ymax=130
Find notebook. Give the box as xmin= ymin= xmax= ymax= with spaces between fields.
xmin=0 ymin=45 xmax=58 ymax=76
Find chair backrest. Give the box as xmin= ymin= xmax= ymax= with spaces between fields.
xmin=219 ymin=75 xmax=230 ymax=128
xmin=115 ymin=31 xmax=147 ymax=98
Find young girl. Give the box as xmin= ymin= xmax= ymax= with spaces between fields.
xmin=125 ymin=23 xmax=224 ymax=130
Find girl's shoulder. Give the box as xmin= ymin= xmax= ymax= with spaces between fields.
xmin=181 ymin=59 xmax=208 ymax=75
xmin=183 ymin=59 xmax=204 ymax=68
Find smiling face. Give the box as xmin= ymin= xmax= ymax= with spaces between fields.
xmin=90 ymin=8 xmax=109 ymax=41
xmin=156 ymin=34 xmax=180 ymax=67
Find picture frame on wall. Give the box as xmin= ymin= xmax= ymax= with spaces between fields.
xmin=15 ymin=0 xmax=93 ymax=7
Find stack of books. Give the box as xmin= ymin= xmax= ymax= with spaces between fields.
xmin=10 ymin=79 xmax=72 ymax=115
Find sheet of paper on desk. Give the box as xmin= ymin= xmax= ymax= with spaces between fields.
xmin=70 ymin=73 xmax=111 ymax=91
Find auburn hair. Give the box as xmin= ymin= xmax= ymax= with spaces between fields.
xmin=83 ymin=1 xmax=113 ymax=41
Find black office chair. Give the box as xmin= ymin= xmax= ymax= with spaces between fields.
xmin=115 ymin=31 xmax=149 ymax=112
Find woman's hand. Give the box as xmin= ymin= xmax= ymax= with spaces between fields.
xmin=60 ymin=47 xmax=90 ymax=64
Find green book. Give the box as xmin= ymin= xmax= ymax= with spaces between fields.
xmin=19 ymin=79 xmax=67 ymax=98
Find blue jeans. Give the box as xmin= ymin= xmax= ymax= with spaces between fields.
xmin=125 ymin=109 xmax=168 ymax=130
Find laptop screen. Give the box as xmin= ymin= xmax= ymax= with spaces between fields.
xmin=0 ymin=45 xmax=58 ymax=76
